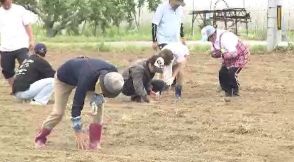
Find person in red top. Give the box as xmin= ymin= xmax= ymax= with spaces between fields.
xmin=201 ymin=25 xmax=250 ymax=96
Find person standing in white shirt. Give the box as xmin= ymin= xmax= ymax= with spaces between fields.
xmin=152 ymin=0 xmax=186 ymax=50
xmin=160 ymin=42 xmax=189 ymax=99
xmin=0 ymin=0 xmax=35 ymax=87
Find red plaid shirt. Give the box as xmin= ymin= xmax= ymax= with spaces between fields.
xmin=212 ymin=31 xmax=250 ymax=68
xmin=222 ymin=40 xmax=250 ymax=68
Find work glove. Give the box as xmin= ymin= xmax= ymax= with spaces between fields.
xmin=90 ymin=93 xmax=105 ymax=115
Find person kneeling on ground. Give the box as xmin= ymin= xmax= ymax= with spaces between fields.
xmin=35 ymin=57 xmax=124 ymax=150
xmin=122 ymin=50 xmax=174 ymax=102
xmin=12 ymin=43 xmax=55 ymax=105
xmin=161 ymin=42 xmax=189 ymax=99
xmin=201 ymin=25 xmax=250 ymax=96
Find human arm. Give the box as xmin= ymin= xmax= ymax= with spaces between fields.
xmin=22 ymin=8 xmax=35 ymax=50
xmin=152 ymin=4 xmax=163 ymax=50
xmin=131 ymin=68 xmax=150 ymax=103
xmin=180 ymin=23 xmax=186 ymax=45
xmin=24 ymin=25 xmax=34 ymax=50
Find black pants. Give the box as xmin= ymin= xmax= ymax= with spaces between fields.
xmin=122 ymin=79 xmax=168 ymax=96
xmin=0 ymin=48 xmax=29 ymax=79
xmin=219 ymin=66 xmax=242 ymax=96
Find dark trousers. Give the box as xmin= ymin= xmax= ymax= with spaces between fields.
xmin=0 ymin=48 xmax=29 ymax=79
xmin=219 ymin=66 xmax=242 ymax=96
xmin=122 ymin=79 xmax=168 ymax=97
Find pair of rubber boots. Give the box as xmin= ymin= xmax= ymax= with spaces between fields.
xmin=35 ymin=123 xmax=102 ymax=149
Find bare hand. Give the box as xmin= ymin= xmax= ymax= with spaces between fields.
xmin=150 ymin=91 xmax=160 ymax=101
xmin=152 ymin=42 xmax=158 ymax=51
xmin=75 ymin=131 xmax=88 ymax=150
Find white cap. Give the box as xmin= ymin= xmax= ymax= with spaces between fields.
xmin=101 ymin=72 xmax=124 ymax=98
xmin=201 ymin=25 xmax=216 ymax=41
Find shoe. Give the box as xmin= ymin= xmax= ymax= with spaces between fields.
xmin=30 ymin=100 xmax=46 ymax=106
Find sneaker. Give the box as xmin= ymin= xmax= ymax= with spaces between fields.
xmin=30 ymin=100 xmax=46 ymax=106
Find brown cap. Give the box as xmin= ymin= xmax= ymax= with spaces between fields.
xmin=173 ymin=0 xmax=185 ymax=7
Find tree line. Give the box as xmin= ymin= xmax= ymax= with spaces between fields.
xmin=15 ymin=0 xmax=160 ymax=37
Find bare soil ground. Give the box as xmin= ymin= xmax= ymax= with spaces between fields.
xmin=0 ymin=49 xmax=293 ymax=162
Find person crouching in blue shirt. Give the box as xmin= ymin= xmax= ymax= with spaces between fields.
xmin=34 ymin=57 xmax=124 ymax=150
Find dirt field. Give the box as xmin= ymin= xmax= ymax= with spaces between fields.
xmin=0 ymin=49 xmax=293 ymax=162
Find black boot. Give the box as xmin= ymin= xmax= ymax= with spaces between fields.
xmin=175 ymin=85 xmax=182 ymax=99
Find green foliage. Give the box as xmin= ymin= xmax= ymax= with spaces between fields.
xmin=15 ymin=0 xmax=161 ymax=37
xmin=250 ymin=45 xmax=267 ymax=54
xmin=191 ymin=44 xmax=210 ymax=53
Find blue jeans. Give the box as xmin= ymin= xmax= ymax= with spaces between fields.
xmin=15 ymin=78 xmax=54 ymax=104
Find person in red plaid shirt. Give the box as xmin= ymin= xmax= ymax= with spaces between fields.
xmin=201 ymin=25 xmax=250 ymax=97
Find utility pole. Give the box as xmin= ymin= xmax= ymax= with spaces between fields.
xmin=267 ymin=0 xmax=283 ymax=51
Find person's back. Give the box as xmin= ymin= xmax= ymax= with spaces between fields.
xmin=57 ymin=57 xmax=117 ymax=87
xmin=13 ymin=54 xmax=55 ymax=94
xmin=35 ymin=56 xmax=124 ymax=150
xmin=12 ymin=43 xmax=55 ymax=105
xmin=122 ymin=59 xmax=150 ymax=81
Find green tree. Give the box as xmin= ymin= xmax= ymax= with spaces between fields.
xmin=15 ymin=0 xmax=161 ymax=37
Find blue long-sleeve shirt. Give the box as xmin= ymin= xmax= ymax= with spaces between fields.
xmin=57 ymin=57 xmax=117 ymax=117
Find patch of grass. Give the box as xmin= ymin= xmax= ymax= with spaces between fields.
xmin=249 ymin=45 xmax=267 ymax=54
xmin=190 ymin=44 xmax=210 ymax=53
xmin=287 ymin=31 xmax=294 ymax=42
xmin=116 ymin=45 xmax=149 ymax=53
xmin=97 ymin=42 xmax=111 ymax=52
xmin=274 ymin=42 xmax=294 ymax=53
xmin=239 ymin=28 xmax=267 ymax=40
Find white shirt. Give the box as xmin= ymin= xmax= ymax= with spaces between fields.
xmin=163 ymin=43 xmax=189 ymax=64
xmin=212 ymin=29 xmax=239 ymax=53
xmin=152 ymin=1 xmax=184 ymax=44
xmin=162 ymin=43 xmax=189 ymax=83
xmin=0 ymin=4 xmax=35 ymax=51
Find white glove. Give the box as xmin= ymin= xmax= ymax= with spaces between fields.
xmin=165 ymin=77 xmax=175 ymax=86
xmin=90 ymin=93 xmax=105 ymax=115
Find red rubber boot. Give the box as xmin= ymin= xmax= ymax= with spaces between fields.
xmin=88 ymin=123 xmax=102 ymax=150
xmin=35 ymin=128 xmax=51 ymax=149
